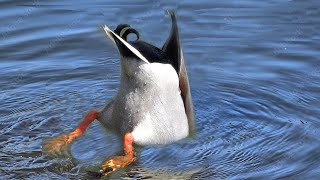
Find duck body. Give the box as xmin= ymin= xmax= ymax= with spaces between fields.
xmin=98 ymin=44 xmax=189 ymax=145
xmin=97 ymin=11 xmax=195 ymax=145
xmin=43 ymin=11 xmax=195 ymax=177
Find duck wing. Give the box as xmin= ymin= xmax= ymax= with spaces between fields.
xmin=162 ymin=11 xmax=195 ymax=135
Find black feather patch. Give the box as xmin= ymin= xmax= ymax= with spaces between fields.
xmin=112 ymin=24 xmax=178 ymax=74
xmin=130 ymin=41 xmax=178 ymax=72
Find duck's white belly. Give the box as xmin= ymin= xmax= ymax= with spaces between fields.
xmin=112 ymin=63 xmax=189 ymax=145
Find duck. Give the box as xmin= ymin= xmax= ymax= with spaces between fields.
xmin=43 ymin=10 xmax=195 ymax=177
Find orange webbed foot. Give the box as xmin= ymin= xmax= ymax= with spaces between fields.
xmin=42 ymin=110 xmax=99 ymax=156
xmin=100 ymin=133 xmax=135 ymax=176
xmin=100 ymin=155 xmax=136 ymax=176
xmin=43 ymin=129 xmax=82 ymax=156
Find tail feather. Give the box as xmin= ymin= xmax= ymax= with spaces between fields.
xmin=103 ymin=25 xmax=149 ymax=64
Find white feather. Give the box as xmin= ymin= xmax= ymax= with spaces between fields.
xmin=103 ymin=25 xmax=150 ymax=64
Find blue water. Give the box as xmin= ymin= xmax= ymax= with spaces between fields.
xmin=1 ymin=0 xmax=320 ymax=179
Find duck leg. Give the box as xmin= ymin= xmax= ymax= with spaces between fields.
xmin=100 ymin=132 xmax=135 ymax=176
xmin=43 ymin=110 xmax=100 ymax=155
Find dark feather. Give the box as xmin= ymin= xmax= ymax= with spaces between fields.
xmin=129 ymin=41 xmax=179 ymax=73
xmin=162 ymin=10 xmax=195 ymax=135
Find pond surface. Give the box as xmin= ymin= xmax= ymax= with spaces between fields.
xmin=1 ymin=0 xmax=320 ymax=179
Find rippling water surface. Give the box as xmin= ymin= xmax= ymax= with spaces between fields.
xmin=1 ymin=0 xmax=320 ymax=179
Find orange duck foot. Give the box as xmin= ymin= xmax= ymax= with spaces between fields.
xmin=100 ymin=133 xmax=135 ymax=176
xmin=43 ymin=110 xmax=99 ymax=155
